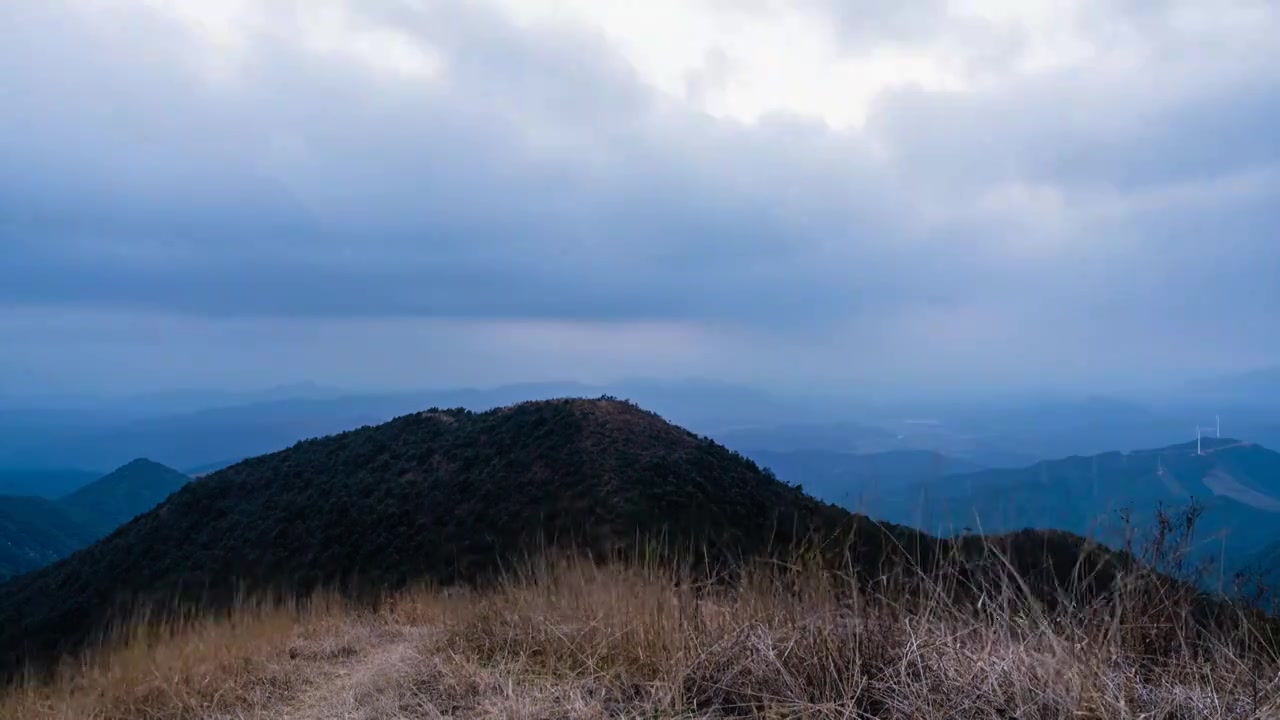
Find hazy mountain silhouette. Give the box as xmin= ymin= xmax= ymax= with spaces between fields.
xmin=857 ymin=437 xmax=1280 ymax=581
xmin=0 ymin=467 xmax=103 ymax=498
xmin=0 ymin=380 xmax=833 ymax=471
xmin=0 ymin=460 xmax=187 ymax=581
xmin=56 ymin=459 xmax=190 ymax=539
xmin=745 ymin=449 xmax=983 ymax=507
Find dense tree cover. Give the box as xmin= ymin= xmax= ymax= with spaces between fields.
xmin=0 ymin=399 xmax=1205 ymax=677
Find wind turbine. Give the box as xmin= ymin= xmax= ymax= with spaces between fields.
xmin=1196 ymin=425 xmax=1202 ymax=455
xmin=1216 ymin=414 xmax=1221 ymax=438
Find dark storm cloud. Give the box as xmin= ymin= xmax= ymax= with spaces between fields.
xmin=0 ymin=0 xmax=928 ymax=328
xmin=1 ymin=0 xmax=1278 ymax=358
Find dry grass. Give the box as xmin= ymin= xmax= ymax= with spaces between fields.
xmin=4 ymin=553 xmax=1280 ymax=719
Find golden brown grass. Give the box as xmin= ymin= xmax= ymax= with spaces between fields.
xmin=4 ymin=553 xmax=1280 ymax=719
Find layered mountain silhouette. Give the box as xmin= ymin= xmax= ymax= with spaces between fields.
xmin=857 ymin=437 xmax=1280 ymax=577
xmin=745 ymin=449 xmax=983 ymax=506
xmin=0 ymin=398 xmax=1125 ymax=677
xmin=0 ymin=459 xmax=188 ymax=581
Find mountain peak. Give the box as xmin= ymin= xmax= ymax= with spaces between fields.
xmin=57 ymin=459 xmax=189 ymax=539
xmin=120 ymin=457 xmax=166 ymax=469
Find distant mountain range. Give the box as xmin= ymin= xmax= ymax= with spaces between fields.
xmin=0 ymin=380 xmax=846 ymax=470
xmin=744 ymin=449 xmax=984 ymax=507
xmin=0 ymin=467 xmax=103 ymax=498
xmin=0 ymin=459 xmax=188 ymax=581
xmin=839 ymin=437 xmax=1280 ymax=585
xmin=7 ymin=377 xmax=1280 ymax=477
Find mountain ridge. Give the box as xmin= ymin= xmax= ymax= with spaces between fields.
xmin=853 ymin=436 xmax=1280 ymax=579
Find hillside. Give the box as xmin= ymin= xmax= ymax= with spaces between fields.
xmin=0 ymin=398 xmax=1126 ymax=678
xmin=746 ymin=448 xmax=982 ymax=506
xmin=0 ymin=496 xmax=94 ymax=580
xmin=56 ymin=458 xmax=190 ymax=539
xmin=858 ymin=438 xmax=1280 ymax=576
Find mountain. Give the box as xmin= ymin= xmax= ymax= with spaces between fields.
xmin=0 ymin=460 xmax=189 ymax=582
xmin=745 ymin=449 xmax=983 ymax=507
xmin=859 ymin=437 xmax=1280 ymax=579
xmin=56 ymin=459 xmax=190 ymax=539
xmin=0 ymin=467 xmax=102 ymax=498
xmin=0 ymin=496 xmax=94 ymax=580
xmin=0 ymin=398 xmax=1122 ymax=677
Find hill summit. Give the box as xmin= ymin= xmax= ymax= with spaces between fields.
xmin=0 ymin=459 xmax=189 ymax=582
xmin=56 ymin=457 xmax=190 ymax=539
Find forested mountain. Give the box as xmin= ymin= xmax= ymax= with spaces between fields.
xmin=0 ymin=398 xmax=1124 ymax=677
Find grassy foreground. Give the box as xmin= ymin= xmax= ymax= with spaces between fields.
xmin=3 ymin=551 xmax=1279 ymax=719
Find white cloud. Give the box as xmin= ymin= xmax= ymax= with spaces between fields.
xmin=483 ymin=0 xmax=968 ymax=128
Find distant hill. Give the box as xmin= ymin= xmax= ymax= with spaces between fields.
xmin=0 ymin=398 xmax=1123 ymax=677
xmin=0 ymin=460 xmax=188 ymax=582
xmin=0 ymin=496 xmax=94 ymax=580
xmin=745 ymin=449 xmax=983 ymax=507
xmin=0 ymin=468 xmax=102 ymax=498
xmin=714 ymin=421 xmax=1041 ymax=469
xmin=0 ymin=379 xmax=830 ymax=470
xmin=860 ymin=438 xmax=1280 ymax=581
xmin=56 ymin=459 xmax=190 ymax=539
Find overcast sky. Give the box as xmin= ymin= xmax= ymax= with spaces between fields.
xmin=2 ymin=0 xmax=1278 ymax=398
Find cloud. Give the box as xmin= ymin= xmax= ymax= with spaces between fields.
xmin=1 ymin=0 xmax=1278 ymax=392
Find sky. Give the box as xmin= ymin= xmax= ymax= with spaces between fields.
xmin=2 ymin=0 xmax=1278 ymax=399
